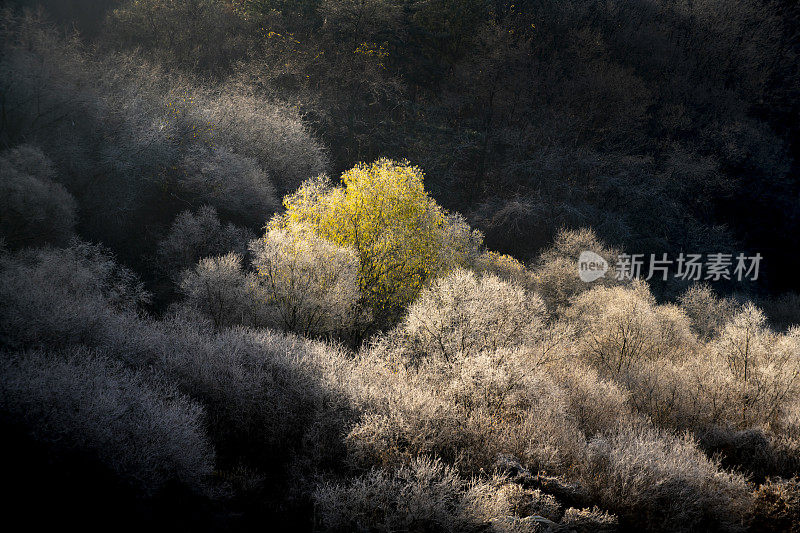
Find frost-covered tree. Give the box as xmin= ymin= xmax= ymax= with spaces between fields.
xmin=0 ymin=243 xmax=149 ymax=350
xmin=565 ymin=281 xmax=696 ymax=376
xmin=156 ymin=206 xmax=254 ymax=280
xmin=178 ymin=253 xmax=257 ymax=331
xmin=0 ymin=145 xmax=76 ymax=249
xmin=708 ymin=305 xmax=800 ymax=427
xmin=0 ymin=346 xmax=215 ymax=494
xmin=250 ymin=227 xmax=363 ymax=337
xmin=678 ymin=284 xmax=740 ymax=339
xmin=401 ymin=268 xmax=547 ymax=360
xmin=531 ymin=228 xmax=623 ymax=312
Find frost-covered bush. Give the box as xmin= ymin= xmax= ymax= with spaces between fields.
xmin=314 ymin=458 xmax=547 ymax=533
xmin=565 ymin=282 xmax=696 ymax=376
xmin=0 ymin=243 xmax=149 ymax=350
xmin=474 ymin=251 xmax=536 ymax=290
xmin=401 ymin=268 xmax=547 ymax=360
xmin=178 ymin=253 xmax=258 ymax=330
xmin=701 ymin=306 xmax=800 ymax=429
xmin=559 ymin=507 xmax=618 ymax=532
xmin=597 ymin=305 xmax=799 ymax=434
xmin=149 ymin=320 xmax=354 ymax=472
xmin=531 ymin=228 xmax=623 ymax=312
xmin=195 ymin=85 xmax=328 ymax=193
xmin=250 ymin=227 xmax=363 ymax=337
xmin=443 ymin=350 xmax=587 ymax=473
xmin=156 ymin=206 xmax=254 ymax=280
xmin=314 ymin=457 xmax=620 ymax=533
xmin=0 ymin=347 xmax=215 ymax=494
xmin=581 ymin=425 xmax=752 ymax=532
xmin=344 ymin=365 xmax=471 ymax=471
xmin=176 ymin=147 xmax=279 ymax=224
xmin=678 ymin=284 xmax=740 ymax=339
xmin=469 ymin=482 xmax=564 ymax=524
xmin=338 ymin=335 xmax=756 ymax=530
xmin=345 ymin=346 xmax=586 ymax=475
xmin=313 ymin=458 xmax=478 ymax=532
xmin=552 ymin=361 xmax=633 ymax=436
xmin=751 ymin=477 xmax=800 ymax=533
xmin=0 ymin=145 xmax=76 ymax=249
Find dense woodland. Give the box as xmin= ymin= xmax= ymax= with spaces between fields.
xmin=2 ymin=1 xmax=800 ymax=532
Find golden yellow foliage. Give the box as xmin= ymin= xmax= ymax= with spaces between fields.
xmin=271 ymin=158 xmax=481 ymax=324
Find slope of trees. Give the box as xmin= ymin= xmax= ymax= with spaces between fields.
xmin=2 ymin=3 xmax=800 ymax=532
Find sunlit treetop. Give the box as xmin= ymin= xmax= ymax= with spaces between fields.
xmin=271 ymin=158 xmax=482 ymax=325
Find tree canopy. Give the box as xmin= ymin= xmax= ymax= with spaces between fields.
xmin=272 ymin=159 xmax=482 ymax=325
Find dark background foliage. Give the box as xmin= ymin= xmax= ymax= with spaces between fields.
xmin=6 ymin=0 xmax=800 ymax=298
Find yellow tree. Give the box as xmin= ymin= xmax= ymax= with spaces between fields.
xmin=270 ymin=158 xmax=482 ymax=325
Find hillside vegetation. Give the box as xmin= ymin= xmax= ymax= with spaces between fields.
xmin=2 ymin=3 xmax=800 ymax=532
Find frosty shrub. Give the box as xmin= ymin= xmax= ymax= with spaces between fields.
xmin=151 ymin=320 xmax=354 ymax=473
xmin=0 ymin=347 xmax=215 ymax=494
xmin=250 ymin=227 xmax=363 ymax=337
xmin=178 ymin=253 xmax=258 ymax=331
xmin=0 ymin=145 xmax=76 ymax=249
xmin=551 ymin=361 xmax=634 ymax=436
xmin=474 ymin=251 xmax=537 ymax=290
xmin=157 ymin=206 xmax=253 ymax=280
xmin=195 ymin=84 xmax=328 ymax=193
xmin=750 ymin=477 xmax=800 ymax=533
xmin=531 ymin=228 xmax=622 ymax=312
xmin=400 ymin=268 xmax=547 ymax=360
xmin=468 ymin=481 xmax=564 ymax=525
xmin=701 ymin=305 xmax=800 ymax=428
xmin=345 ymin=346 xmax=587 ymax=475
xmin=313 ymin=458 xmax=475 ymax=532
xmin=565 ymin=281 xmax=696 ymax=377
xmin=344 ymin=365 xmax=472 ymax=471
xmin=0 ymin=243 xmax=149 ymax=350
xmin=177 ymin=147 xmax=279 ymax=225
xmin=442 ymin=349 xmax=587 ymax=473
xmin=695 ymin=427 xmax=788 ymax=483
xmin=559 ymin=507 xmax=618 ymax=532
xmin=581 ymin=425 xmax=752 ymax=532
xmin=678 ymin=284 xmax=740 ymax=339
xmin=561 ymin=282 xmax=713 ymax=430
xmin=560 ymin=282 xmax=711 ymax=429
xmin=313 ymin=458 xmax=543 ymax=533
xmin=177 ymin=225 xmax=365 ymax=338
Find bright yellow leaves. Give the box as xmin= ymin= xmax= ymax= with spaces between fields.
xmin=270 ymin=159 xmax=481 ymax=324
xmin=354 ymin=42 xmax=388 ymax=68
